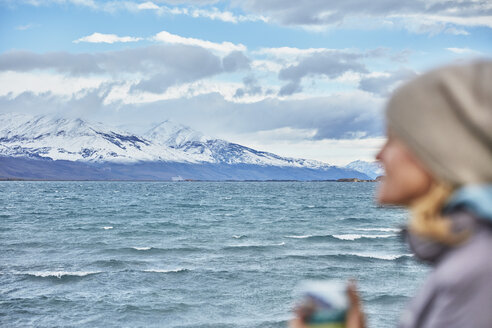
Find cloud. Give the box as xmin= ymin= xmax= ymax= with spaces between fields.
xmin=137 ymin=1 xmax=160 ymax=10
xmin=132 ymin=1 xmax=269 ymax=24
xmin=0 ymin=87 xmax=386 ymax=164
xmin=0 ymin=43 xmax=243 ymax=73
xmin=222 ymin=51 xmax=250 ymax=72
xmin=0 ymin=50 xmax=103 ymax=75
xmin=0 ymin=71 xmax=109 ymax=97
xmin=7 ymin=0 xmax=491 ymax=32
xmin=129 ymin=49 xmax=223 ymax=93
xmin=188 ymin=7 xmax=267 ymax=23
xmin=73 ymin=32 xmax=143 ymax=44
xmin=0 ymin=44 xmax=248 ymax=93
xmin=8 ymin=0 xmax=97 ymax=9
xmin=152 ymin=30 xmax=246 ymax=53
xmin=444 ymin=27 xmax=469 ymax=35
xmin=255 ymin=47 xmax=328 ymax=58
xmin=277 ymin=51 xmax=367 ymax=95
xmin=234 ymin=75 xmax=268 ymax=98
xmin=358 ymin=68 xmax=417 ymax=96
xmin=446 ymin=47 xmax=481 ymax=55
xmin=121 ymin=90 xmax=385 ymax=140
xmin=15 ymin=23 xmax=33 ymax=31
xmin=230 ymin=0 xmax=492 ymax=31
xmin=0 ymin=84 xmax=385 ymax=141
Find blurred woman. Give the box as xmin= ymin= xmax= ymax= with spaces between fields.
xmin=292 ymin=61 xmax=492 ymax=327
xmin=377 ymin=61 xmax=492 ymax=328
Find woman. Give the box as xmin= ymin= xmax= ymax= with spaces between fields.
xmin=292 ymin=61 xmax=492 ymax=327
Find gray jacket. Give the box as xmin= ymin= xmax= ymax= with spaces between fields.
xmin=398 ymin=210 xmax=492 ymax=328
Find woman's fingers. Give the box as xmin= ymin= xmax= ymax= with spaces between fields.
xmin=346 ymin=280 xmax=366 ymax=328
xmin=289 ymin=317 xmax=308 ymax=328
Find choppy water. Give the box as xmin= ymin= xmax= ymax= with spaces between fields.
xmin=0 ymin=181 xmax=428 ymax=327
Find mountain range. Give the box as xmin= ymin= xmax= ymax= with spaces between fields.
xmin=0 ymin=113 xmax=382 ymax=181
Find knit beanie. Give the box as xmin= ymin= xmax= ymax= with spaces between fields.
xmin=386 ymin=61 xmax=492 ymax=187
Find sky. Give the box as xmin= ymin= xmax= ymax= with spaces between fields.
xmin=0 ymin=0 xmax=491 ymax=165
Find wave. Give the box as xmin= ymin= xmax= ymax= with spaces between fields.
xmin=346 ymin=253 xmax=413 ymax=260
xmin=355 ymin=228 xmax=401 ymax=232
xmin=143 ymin=268 xmax=189 ymax=274
xmin=284 ymin=235 xmax=313 ymax=239
xmin=19 ymin=271 xmax=101 ymax=279
xmin=282 ymin=253 xmax=413 ymax=262
xmin=132 ymin=247 xmax=152 ymax=251
xmin=90 ymin=259 xmax=147 ymax=268
xmin=102 ymin=246 xmax=206 ymax=255
xmin=232 ymin=235 xmax=247 ymax=239
xmin=284 ymin=234 xmax=344 ymax=241
xmin=103 ymin=226 xmax=113 ymax=230
xmin=332 ymin=234 xmax=394 ymax=240
xmin=339 ymin=217 xmax=368 ymax=222
xmin=368 ymin=294 xmax=409 ymax=304
xmin=284 ymin=233 xmax=395 ymax=241
xmin=223 ymin=242 xmax=285 ymax=250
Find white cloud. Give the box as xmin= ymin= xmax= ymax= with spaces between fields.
xmin=152 ymin=30 xmax=246 ymax=53
xmin=425 ymin=14 xmax=492 ymax=29
xmin=137 ymin=1 xmax=159 ymax=10
xmin=188 ymin=7 xmax=267 ymax=23
xmin=131 ymin=2 xmax=267 ymax=23
xmin=73 ymin=32 xmax=143 ymax=44
xmin=0 ymin=71 xmax=109 ymax=97
xmin=444 ymin=27 xmax=469 ymax=35
xmin=223 ymin=132 xmax=386 ymax=166
xmin=250 ymin=59 xmax=283 ymax=72
xmin=387 ymin=14 xmax=492 ymax=35
xmin=255 ymin=47 xmax=330 ymax=58
xmin=446 ymin=47 xmax=481 ymax=55
xmin=15 ymin=23 xmax=33 ymax=31
xmin=109 ymin=79 xmax=260 ymax=105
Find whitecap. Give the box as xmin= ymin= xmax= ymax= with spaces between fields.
xmin=355 ymin=228 xmax=400 ymax=232
xmin=103 ymin=226 xmax=113 ymax=230
xmin=232 ymin=235 xmax=246 ymax=239
xmin=22 ymin=271 xmax=101 ymax=278
xmin=332 ymin=234 xmax=394 ymax=240
xmin=284 ymin=235 xmax=313 ymax=239
xmin=347 ymin=253 xmax=413 ymax=260
xmin=144 ymin=268 xmax=188 ymax=273
xmin=229 ymin=242 xmax=285 ymax=248
xmin=133 ymin=247 xmax=151 ymax=251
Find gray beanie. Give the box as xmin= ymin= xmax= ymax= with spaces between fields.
xmin=386 ymin=61 xmax=492 ymax=186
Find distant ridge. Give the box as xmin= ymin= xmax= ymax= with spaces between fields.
xmin=0 ymin=113 xmax=371 ymax=181
xmin=345 ymin=160 xmax=384 ymax=180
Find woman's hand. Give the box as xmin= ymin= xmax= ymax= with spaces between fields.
xmin=346 ymin=280 xmax=366 ymax=328
xmin=289 ymin=280 xmax=366 ymax=328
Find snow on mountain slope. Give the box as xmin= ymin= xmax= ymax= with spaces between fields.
xmin=146 ymin=120 xmax=208 ymax=148
xmin=145 ymin=121 xmax=333 ymax=168
xmin=345 ymin=160 xmax=384 ymax=179
xmin=0 ymin=113 xmax=366 ymax=173
xmin=0 ymin=113 xmax=189 ymax=163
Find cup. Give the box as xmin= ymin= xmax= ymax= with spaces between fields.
xmin=295 ymin=280 xmax=348 ymax=328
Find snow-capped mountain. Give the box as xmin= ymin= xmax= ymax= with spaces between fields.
xmin=0 ymin=113 xmax=336 ymax=169
xmin=145 ymin=120 xmax=333 ymax=169
xmin=146 ymin=120 xmax=209 ymax=148
xmin=345 ymin=160 xmax=384 ymax=179
xmin=0 ymin=113 xmax=190 ymax=163
xmin=0 ymin=113 xmax=372 ymax=181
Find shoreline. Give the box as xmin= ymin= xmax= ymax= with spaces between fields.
xmin=0 ymin=178 xmax=381 ymax=182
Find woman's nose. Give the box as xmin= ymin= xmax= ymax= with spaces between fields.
xmin=375 ymin=147 xmax=383 ymax=161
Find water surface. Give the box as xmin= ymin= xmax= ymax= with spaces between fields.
xmin=0 ymin=181 xmax=428 ymax=327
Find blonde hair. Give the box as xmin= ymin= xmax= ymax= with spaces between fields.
xmin=408 ymin=181 xmax=468 ymax=245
